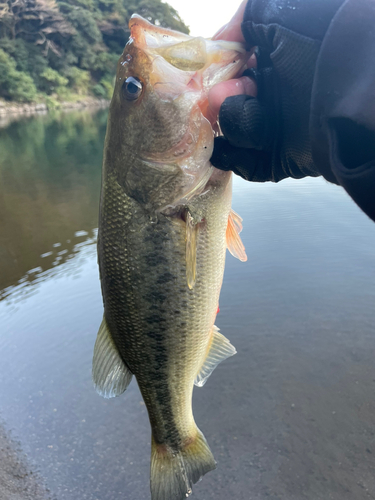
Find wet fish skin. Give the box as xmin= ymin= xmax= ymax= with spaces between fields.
xmin=99 ymin=167 xmax=232 ymax=442
xmin=93 ymin=14 xmax=247 ymax=500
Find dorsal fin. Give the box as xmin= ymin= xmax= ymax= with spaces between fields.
xmin=194 ymin=326 xmax=236 ymax=387
xmin=226 ymin=209 xmax=247 ymax=262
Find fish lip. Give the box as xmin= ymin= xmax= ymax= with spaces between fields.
xmin=129 ymin=14 xmax=191 ymax=50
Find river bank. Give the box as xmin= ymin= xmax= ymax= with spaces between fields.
xmin=0 ymin=98 xmax=109 ymax=128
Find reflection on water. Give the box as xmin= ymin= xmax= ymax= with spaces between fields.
xmin=0 ymin=110 xmax=107 ymax=301
xmin=2 ymin=231 xmax=97 ymax=310
xmin=0 ymin=111 xmax=375 ymax=500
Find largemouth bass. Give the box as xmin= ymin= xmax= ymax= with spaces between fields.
xmin=93 ymin=15 xmax=247 ymax=500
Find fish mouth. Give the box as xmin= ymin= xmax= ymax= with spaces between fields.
xmin=149 ymin=44 xmax=247 ymax=104
xmin=129 ymin=14 xmax=248 ymax=99
xmin=129 ymin=13 xmax=248 ymax=136
xmin=127 ymin=15 xmax=246 ymax=209
xmin=129 ymin=14 xmax=191 ymax=50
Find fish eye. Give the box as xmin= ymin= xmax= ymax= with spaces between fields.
xmin=122 ymin=77 xmax=143 ymax=101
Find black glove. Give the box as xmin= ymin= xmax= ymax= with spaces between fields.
xmin=210 ymin=0 xmax=346 ymax=182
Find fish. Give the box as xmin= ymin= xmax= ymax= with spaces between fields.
xmin=92 ymin=14 xmax=248 ymax=500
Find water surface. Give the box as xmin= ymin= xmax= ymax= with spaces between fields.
xmin=0 ymin=110 xmax=374 ymax=500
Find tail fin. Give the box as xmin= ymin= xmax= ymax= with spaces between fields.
xmin=150 ymin=428 xmax=216 ymax=500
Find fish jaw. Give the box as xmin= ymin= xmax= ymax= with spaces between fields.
xmin=129 ymin=14 xmax=191 ymax=49
xmin=129 ymin=14 xmax=247 ymax=107
xmin=126 ymin=14 xmax=248 ymax=135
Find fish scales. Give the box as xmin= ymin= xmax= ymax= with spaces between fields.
xmin=99 ymin=170 xmax=232 ymax=446
xmin=93 ymin=14 xmax=248 ymax=500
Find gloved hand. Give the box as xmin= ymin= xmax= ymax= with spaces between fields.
xmin=210 ymin=0 xmax=346 ymax=182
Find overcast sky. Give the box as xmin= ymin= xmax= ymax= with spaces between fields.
xmin=166 ymin=0 xmax=242 ymax=37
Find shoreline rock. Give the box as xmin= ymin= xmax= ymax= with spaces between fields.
xmin=0 ymin=98 xmax=110 ymax=128
xmin=0 ymin=97 xmax=109 ymax=117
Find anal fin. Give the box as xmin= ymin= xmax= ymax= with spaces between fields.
xmin=226 ymin=209 xmax=247 ymax=262
xmin=194 ymin=325 xmax=236 ymax=387
xmin=92 ymin=316 xmax=133 ymax=398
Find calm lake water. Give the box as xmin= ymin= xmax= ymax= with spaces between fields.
xmin=0 ymin=109 xmax=374 ymax=500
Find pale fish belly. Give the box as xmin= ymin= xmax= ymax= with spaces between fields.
xmin=98 ymin=169 xmax=233 ymax=447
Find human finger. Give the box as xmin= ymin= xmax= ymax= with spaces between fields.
xmin=208 ymin=76 xmax=257 ymax=120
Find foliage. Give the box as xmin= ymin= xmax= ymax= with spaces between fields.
xmin=0 ymin=48 xmax=38 ymax=101
xmin=92 ymin=77 xmax=113 ymax=99
xmin=64 ymin=66 xmax=90 ymax=94
xmin=39 ymin=67 xmax=68 ymax=94
xmin=0 ymin=0 xmax=189 ymax=103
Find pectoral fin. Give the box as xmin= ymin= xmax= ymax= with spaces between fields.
xmin=186 ymin=211 xmax=199 ymax=290
xmin=92 ymin=317 xmax=133 ymax=398
xmin=194 ymin=326 xmax=236 ymax=387
xmin=226 ymin=209 xmax=247 ymax=262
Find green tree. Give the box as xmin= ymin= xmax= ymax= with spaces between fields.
xmin=0 ymin=0 xmax=189 ymax=102
xmin=0 ymin=48 xmax=37 ymax=101
xmin=39 ymin=67 xmax=68 ymax=94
